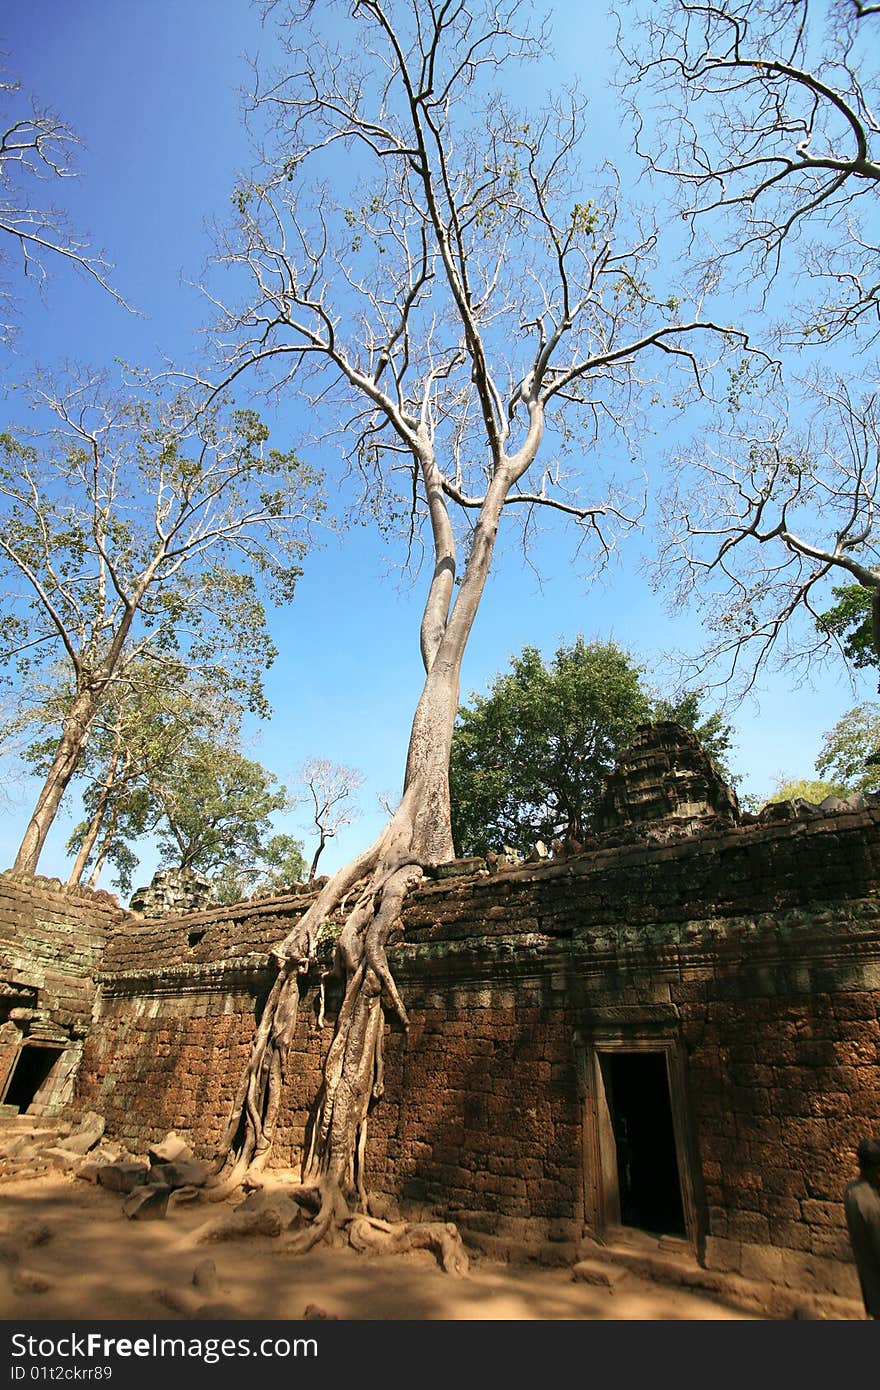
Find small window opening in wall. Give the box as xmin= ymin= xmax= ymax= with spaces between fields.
xmin=600 ymin=1051 xmax=686 ymax=1238
xmin=1 ymin=1042 xmax=65 ymax=1113
xmin=187 ymin=929 xmax=206 ymax=947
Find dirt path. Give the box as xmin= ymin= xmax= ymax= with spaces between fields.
xmin=0 ymin=1173 xmax=766 ymax=1321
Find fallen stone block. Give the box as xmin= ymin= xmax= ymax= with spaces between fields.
xmin=167 ymin=1186 xmax=202 ymax=1211
xmin=154 ymin=1157 xmax=212 ymax=1190
xmin=148 ymin=1132 xmax=194 ymax=1166
xmin=91 ymin=1143 xmax=123 ymax=1165
xmin=43 ymin=1147 xmax=83 ymax=1170
xmin=97 ymin=1161 xmax=150 ymax=1194
xmin=56 ymin=1112 xmax=105 ymax=1156
xmin=122 ymin=1186 xmax=169 ymax=1221
xmin=571 ymin=1258 xmax=632 ymax=1290
xmin=0 ymin=1136 xmax=31 ymax=1159
xmin=235 ymin=1189 xmax=303 ymax=1230
xmin=192 ymin=1259 xmax=218 ymax=1295
xmin=192 ymin=1193 xmax=300 ymax=1243
xmin=1 ymin=1141 xmax=42 ymax=1167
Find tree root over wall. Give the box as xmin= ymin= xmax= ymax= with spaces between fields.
xmin=201 ymin=819 xmax=470 ymax=1277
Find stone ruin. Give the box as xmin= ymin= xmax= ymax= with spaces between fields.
xmin=128 ymin=866 xmax=214 ymax=918
xmin=2 ymin=719 xmax=879 ymax=1316
xmin=596 ymin=720 xmax=740 ymax=836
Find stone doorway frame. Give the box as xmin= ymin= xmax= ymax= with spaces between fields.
xmin=575 ymin=1025 xmax=705 ymax=1260
xmin=0 ymin=1038 xmax=75 ymax=1115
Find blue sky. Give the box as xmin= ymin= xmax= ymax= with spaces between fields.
xmin=0 ymin=1 xmax=871 ymax=894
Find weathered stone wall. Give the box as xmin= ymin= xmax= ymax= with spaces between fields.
xmin=71 ymin=805 xmax=880 ymax=1301
xmin=0 ymin=871 xmax=121 ymax=1109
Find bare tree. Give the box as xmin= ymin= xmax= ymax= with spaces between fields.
xmin=297 ymin=757 xmax=364 ymax=881
xmin=657 ymin=375 xmax=880 ymax=693
xmin=617 ymin=0 xmax=880 ymax=344
xmin=0 ymin=367 xmax=321 ymax=874
xmin=0 ymin=75 xmax=126 ymax=340
xmin=200 ymin=0 xmax=759 ymax=1262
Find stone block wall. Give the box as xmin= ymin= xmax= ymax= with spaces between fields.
xmin=70 ymin=805 xmax=880 ymax=1302
xmin=0 ymin=870 xmax=121 ymax=1109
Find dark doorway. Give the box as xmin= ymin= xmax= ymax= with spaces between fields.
xmin=600 ymin=1050 xmax=686 ymax=1238
xmin=1 ymin=1043 xmax=64 ymax=1113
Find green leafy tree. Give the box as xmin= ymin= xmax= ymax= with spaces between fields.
xmin=212 ymin=834 xmax=308 ymax=906
xmin=450 ymin=638 xmax=733 ymax=856
xmin=762 ymin=776 xmax=847 ymax=808
xmin=0 ymin=367 xmax=322 ymax=874
xmin=818 ymin=585 xmax=877 ymax=672
xmin=150 ymin=741 xmax=292 ymax=885
xmin=54 ymin=664 xmax=245 ymax=894
xmin=816 ymin=703 xmax=880 ymax=793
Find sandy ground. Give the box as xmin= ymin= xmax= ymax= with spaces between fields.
xmin=0 ymin=1172 xmax=763 ymax=1322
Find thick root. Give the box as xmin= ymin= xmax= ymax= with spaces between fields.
xmin=207 ymin=804 xmax=462 ymax=1266
xmin=275 ymin=1176 xmax=470 ymax=1276
xmin=347 ymin=1213 xmax=470 ymax=1276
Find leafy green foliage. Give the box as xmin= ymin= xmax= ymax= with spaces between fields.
xmin=816 ymin=703 xmax=880 ymax=794
xmin=51 ymin=664 xmax=241 ymax=894
xmin=151 ymin=740 xmax=292 ymax=884
xmin=762 ymin=777 xmax=847 ymax=808
xmin=817 ymin=584 xmax=876 ymax=670
xmin=212 ymin=833 xmax=308 ymax=905
xmin=0 ymin=368 xmax=323 ymax=868
xmin=0 ymin=381 xmax=322 ymax=715
xmin=450 ymin=638 xmax=734 ymax=856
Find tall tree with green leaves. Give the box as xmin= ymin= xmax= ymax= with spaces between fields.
xmin=0 ymin=367 xmax=322 ymax=874
xmin=450 ymin=638 xmax=733 ymax=856
xmin=149 ymin=741 xmax=292 ymax=883
xmin=818 ymin=585 xmax=878 ymax=674
xmin=53 ymin=664 xmax=244 ymax=894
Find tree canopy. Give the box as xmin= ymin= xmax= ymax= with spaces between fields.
xmin=818 ymin=583 xmax=878 ymax=672
xmin=816 ymin=701 xmax=880 ymax=793
xmin=149 ymin=739 xmax=294 ymax=885
xmin=763 ymin=776 xmax=847 ymax=808
xmin=0 ymin=367 xmax=323 ymax=872
xmin=450 ymin=637 xmax=733 ymax=856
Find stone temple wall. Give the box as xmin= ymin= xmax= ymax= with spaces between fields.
xmin=68 ymin=789 xmax=880 ymax=1303
xmin=2 ymin=724 xmax=878 ymax=1303
xmin=0 ymin=871 xmax=121 ymax=1112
